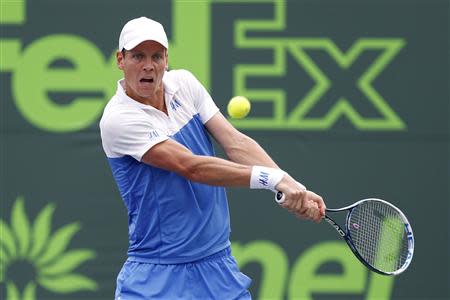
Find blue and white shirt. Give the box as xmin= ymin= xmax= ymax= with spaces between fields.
xmin=100 ymin=70 xmax=230 ymax=264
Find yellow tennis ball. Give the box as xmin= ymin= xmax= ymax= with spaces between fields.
xmin=227 ymin=96 xmax=251 ymax=119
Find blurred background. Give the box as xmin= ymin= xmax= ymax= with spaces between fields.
xmin=1 ymin=0 xmax=448 ymax=299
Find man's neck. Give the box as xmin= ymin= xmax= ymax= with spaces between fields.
xmin=123 ymin=82 xmax=167 ymax=114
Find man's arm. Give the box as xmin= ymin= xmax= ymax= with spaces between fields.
xmin=205 ymin=112 xmax=325 ymax=221
xmin=205 ymin=112 xmax=278 ymax=168
xmin=141 ymin=138 xmax=251 ymax=187
xmin=141 ymin=136 xmax=323 ymax=222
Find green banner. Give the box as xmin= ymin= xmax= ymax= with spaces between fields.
xmin=1 ymin=0 xmax=448 ymax=299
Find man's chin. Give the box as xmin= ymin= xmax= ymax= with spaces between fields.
xmin=136 ymin=88 xmax=155 ymax=98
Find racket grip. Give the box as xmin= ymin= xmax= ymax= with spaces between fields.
xmin=275 ymin=191 xmax=285 ymax=204
xmin=275 ymin=181 xmax=306 ymax=204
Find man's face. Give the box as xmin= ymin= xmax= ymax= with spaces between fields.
xmin=117 ymin=40 xmax=168 ymax=103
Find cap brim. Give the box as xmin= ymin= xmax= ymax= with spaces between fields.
xmin=123 ymin=37 xmax=168 ymax=50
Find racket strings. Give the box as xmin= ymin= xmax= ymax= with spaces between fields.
xmin=348 ymin=201 xmax=409 ymax=273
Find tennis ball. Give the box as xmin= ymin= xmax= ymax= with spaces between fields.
xmin=227 ymin=96 xmax=251 ymax=119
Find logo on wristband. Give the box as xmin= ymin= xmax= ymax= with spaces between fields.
xmin=259 ymin=171 xmax=269 ymax=186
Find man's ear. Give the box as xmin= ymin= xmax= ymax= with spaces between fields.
xmin=117 ymin=50 xmax=124 ymax=70
xmin=165 ymin=50 xmax=169 ymax=70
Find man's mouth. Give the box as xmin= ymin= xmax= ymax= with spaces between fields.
xmin=140 ymin=78 xmax=154 ymax=83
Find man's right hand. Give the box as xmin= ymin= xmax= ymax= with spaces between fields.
xmin=275 ymin=174 xmax=326 ymax=223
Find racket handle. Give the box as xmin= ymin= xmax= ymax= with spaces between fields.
xmin=275 ymin=181 xmax=306 ymax=204
xmin=275 ymin=191 xmax=285 ymax=204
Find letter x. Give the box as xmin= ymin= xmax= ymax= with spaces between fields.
xmin=287 ymin=38 xmax=406 ymax=130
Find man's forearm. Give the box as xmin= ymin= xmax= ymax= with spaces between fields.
xmin=180 ymin=154 xmax=252 ymax=187
xmin=183 ymin=154 xmax=284 ymax=194
xmin=224 ymin=132 xmax=279 ymax=168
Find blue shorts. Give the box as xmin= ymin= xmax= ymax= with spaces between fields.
xmin=115 ymin=247 xmax=252 ymax=300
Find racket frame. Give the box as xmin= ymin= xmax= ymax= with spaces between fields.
xmin=324 ymin=198 xmax=414 ymax=276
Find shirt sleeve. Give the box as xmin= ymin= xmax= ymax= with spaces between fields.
xmin=100 ymin=108 xmax=168 ymax=161
xmin=180 ymin=70 xmax=219 ymax=123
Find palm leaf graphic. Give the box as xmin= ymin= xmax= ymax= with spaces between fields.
xmin=0 ymin=246 xmax=9 ymax=266
xmin=35 ymin=222 xmax=80 ymax=266
xmin=38 ymin=273 xmax=98 ymax=293
xmin=39 ymin=249 xmax=96 ymax=276
xmin=11 ymin=197 xmax=30 ymax=258
xmin=0 ymin=220 xmax=17 ymax=259
xmin=29 ymin=203 xmax=56 ymax=259
xmin=0 ymin=248 xmax=10 ymax=271
xmin=23 ymin=281 xmax=37 ymax=300
xmin=6 ymin=281 xmax=20 ymax=300
xmin=0 ymin=263 xmax=5 ymax=282
xmin=5 ymin=281 xmax=36 ymax=300
xmin=2 ymin=198 xmax=98 ymax=297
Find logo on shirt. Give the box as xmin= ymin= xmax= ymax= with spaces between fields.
xmin=170 ymin=99 xmax=182 ymax=111
xmin=149 ymin=130 xmax=160 ymax=141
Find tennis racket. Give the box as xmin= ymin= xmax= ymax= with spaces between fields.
xmin=275 ymin=193 xmax=414 ymax=276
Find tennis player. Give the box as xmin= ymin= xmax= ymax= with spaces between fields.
xmin=100 ymin=16 xmax=325 ymax=300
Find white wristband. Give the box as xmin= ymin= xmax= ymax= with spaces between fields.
xmin=250 ymin=166 xmax=284 ymax=192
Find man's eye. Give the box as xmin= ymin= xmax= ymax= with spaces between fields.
xmin=133 ymin=54 xmax=144 ymax=59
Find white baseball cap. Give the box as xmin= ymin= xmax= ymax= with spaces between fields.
xmin=119 ymin=17 xmax=168 ymax=51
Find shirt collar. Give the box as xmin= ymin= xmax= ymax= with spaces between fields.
xmin=163 ymin=71 xmax=179 ymax=96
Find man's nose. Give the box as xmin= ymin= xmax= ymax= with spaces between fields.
xmin=143 ymin=58 xmax=154 ymax=71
